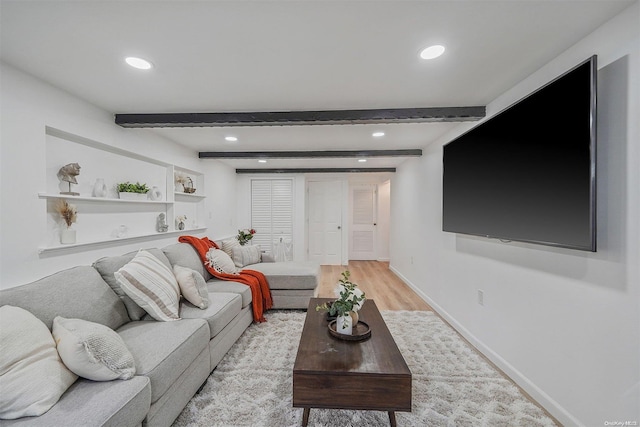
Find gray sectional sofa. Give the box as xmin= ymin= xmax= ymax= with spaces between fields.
xmin=0 ymin=242 xmax=319 ymax=427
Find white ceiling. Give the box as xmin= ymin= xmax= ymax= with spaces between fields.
xmin=0 ymin=0 xmax=633 ymax=171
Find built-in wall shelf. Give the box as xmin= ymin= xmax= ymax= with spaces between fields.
xmin=38 ymin=193 xmax=171 ymax=205
xmin=38 ymin=227 xmax=207 ymax=254
xmin=42 ymin=127 xmax=207 ymax=256
xmin=174 ymin=192 xmax=206 ymax=201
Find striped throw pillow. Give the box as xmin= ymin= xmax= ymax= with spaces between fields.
xmin=220 ymin=238 xmax=241 ymax=258
xmin=114 ymin=250 xmax=181 ymax=321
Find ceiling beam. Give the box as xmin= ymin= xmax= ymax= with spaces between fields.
xmin=115 ymin=106 xmax=485 ymax=128
xmin=199 ymin=149 xmax=421 ymax=159
xmin=235 ymin=168 xmax=396 ymax=174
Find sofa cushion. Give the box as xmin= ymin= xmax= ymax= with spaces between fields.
xmin=114 ymin=250 xmax=181 ymax=322
xmin=53 ymin=316 xmax=135 ymax=381
xmin=0 ymin=376 xmax=151 ymax=427
xmin=246 ymin=261 xmax=320 ymax=290
xmin=116 ymin=319 xmax=209 ymax=403
xmin=207 ymin=279 xmax=253 ymax=308
xmin=162 ymin=243 xmax=212 ymax=281
xmin=173 ymin=265 xmax=209 ymax=309
xmin=232 ymin=245 xmax=262 ymax=268
xmin=93 ymin=248 xmax=174 ymax=321
xmin=180 ymin=292 xmax=242 ymax=338
xmin=0 ymin=266 xmax=130 ymax=331
xmin=0 ymin=306 xmax=77 ymax=419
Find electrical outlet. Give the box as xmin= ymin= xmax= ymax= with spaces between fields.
xmin=477 ymin=289 xmax=484 ymax=306
xmin=410 ymin=256 xmax=414 ymax=264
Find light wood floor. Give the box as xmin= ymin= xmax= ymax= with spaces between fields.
xmin=317 ymin=261 xmax=432 ymax=311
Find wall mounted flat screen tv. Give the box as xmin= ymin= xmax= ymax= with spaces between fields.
xmin=442 ymin=56 xmax=597 ymax=251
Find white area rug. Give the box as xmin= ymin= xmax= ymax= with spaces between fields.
xmin=173 ymin=310 xmax=557 ymax=427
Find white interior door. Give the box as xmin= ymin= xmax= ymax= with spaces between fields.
xmin=349 ymin=184 xmax=377 ymax=260
xmin=308 ymin=181 xmax=343 ymax=265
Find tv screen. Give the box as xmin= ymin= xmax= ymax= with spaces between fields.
xmin=442 ymin=56 xmax=597 ymax=251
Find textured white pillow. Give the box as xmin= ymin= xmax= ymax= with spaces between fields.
xmin=173 ymin=265 xmax=210 ymax=309
xmin=220 ymin=238 xmax=241 ymax=258
xmin=114 ymin=249 xmax=181 ymax=321
xmin=52 ymin=317 xmax=136 ymax=381
xmin=206 ymin=248 xmax=239 ymax=275
xmin=0 ymin=306 xmax=77 ymax=419
xmin=232 ymin=245 xmax=262 ymax=268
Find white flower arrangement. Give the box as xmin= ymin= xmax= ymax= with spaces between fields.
xmin=174 ymin=172 xmax=188 ymax=185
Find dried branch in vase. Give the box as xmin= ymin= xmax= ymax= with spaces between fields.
xmin=54 ymin=199 xmax=77 ymax=228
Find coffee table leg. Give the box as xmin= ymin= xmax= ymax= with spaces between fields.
xmin=302 ymin=408 xmax=310 ymax=427
xmin=388 ymin=411 xmax=397 ymax=427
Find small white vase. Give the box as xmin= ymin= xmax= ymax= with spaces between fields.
xmin=92 ymin=178 xmax=107 ymax=198
xmin=149 ymin=186 xmax=162 ymax=201
xmin=336 ymin=314 xmax=353 ymax=335
xmin=116 ymin=225 xmax=128 ymax=238
xmin=60 ymin=228 xmax=76 ymax=244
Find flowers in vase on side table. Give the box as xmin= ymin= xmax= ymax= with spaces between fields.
xmin=236 ymin=228 xmax=256 ymax=246
xmin=316 ymin=270 xmax=366 ymax=335
xmin=55 ymin=199 xmax=77 ymax=244
xmin=176 ymin=215 xmax=187 ymax=231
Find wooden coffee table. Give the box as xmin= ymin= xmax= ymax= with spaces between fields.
xmin=293 ymin=298 xmax=411 ymax=426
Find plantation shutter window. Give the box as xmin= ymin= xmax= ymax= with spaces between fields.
xmin=251 ymin=179 xmax=293 ymax=256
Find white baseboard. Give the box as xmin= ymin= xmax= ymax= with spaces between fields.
xmin=389 ymin=264 xmax=581 ymax=427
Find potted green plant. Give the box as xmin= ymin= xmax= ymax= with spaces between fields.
xmin=316 ymin=270 xmax=365 ymax=335
xmin=117 ymin=181 xmax=150 ymax=200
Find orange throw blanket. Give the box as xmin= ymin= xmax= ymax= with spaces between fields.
xmin=178 ymin=236 xmax=272 ymax=322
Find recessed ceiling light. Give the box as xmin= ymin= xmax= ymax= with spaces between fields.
xmin=372 ymin=131 xmax=385 ymax=137
xmin=125 ymin=56 xmax=153 ymax=70
xmin=358 ymin=159 xmax=367 ymax=163
xmin=258 ymin=159 xmax=267 ymax=163
xmin=419 ymin=45 xmax=445 ymax=60
xmin=225 ymin=136 xmax=238 ymax=142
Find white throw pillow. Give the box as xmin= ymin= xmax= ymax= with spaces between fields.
xmin=173 ymin=265 xmax=210 ymax=309
xmin=0 ymin=306 xmax=77 ymax=419
xmin=206 ymin=248 xmax=239 ymax=275
xmin=52 ymin=317 xmax=136 ymax=381
xmin=232 ymin=245 xmax=262 ymax=268
xmin=114 ymin=249 xmax=181 ymax=321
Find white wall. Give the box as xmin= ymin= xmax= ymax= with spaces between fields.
xmin=377 ymin=180 xmax=391 ymax=261
xmin=0 ymin=63 xmax=237 ymax=289
xmin=390 ymin=4 xmax=639 ymax=426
